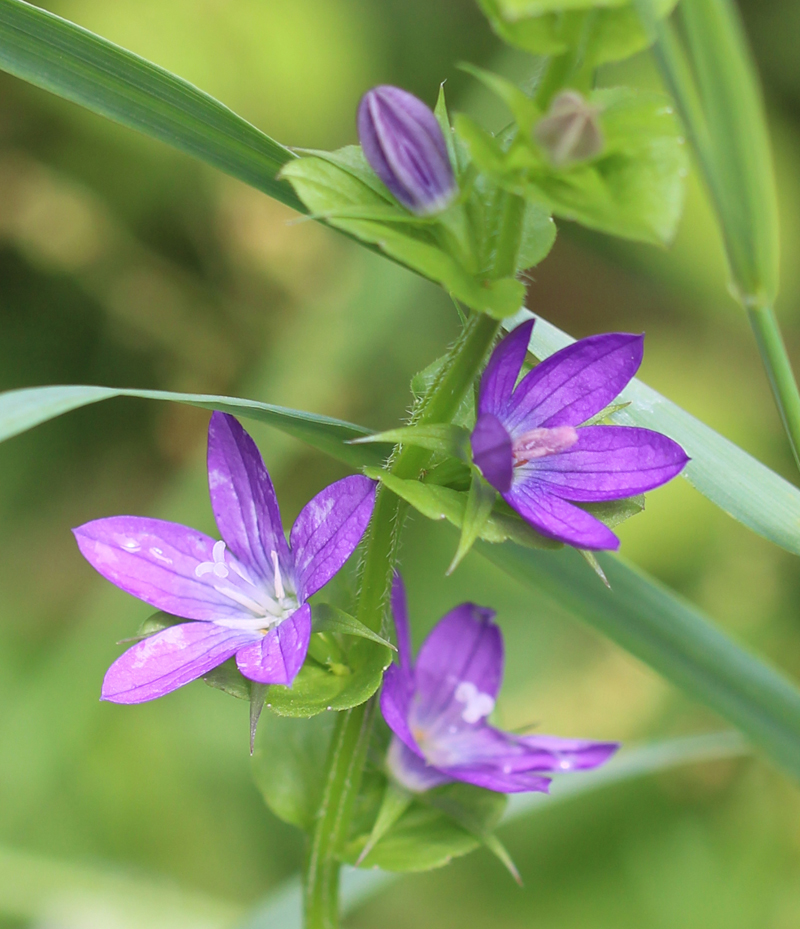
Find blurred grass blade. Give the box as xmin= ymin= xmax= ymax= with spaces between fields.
xmin=512 ymin=309 xmax=800 ymax=557
xmin=0 ymin=0 xmax=302 ymax=210
xmin=0 ymin=384 xmax=386 ymax=469
xmin=637 ymin=0 xmax=778 ymax=304
xmin=636 ymin=0 xmax=800 ymax=470
xmin=238 ymin=732 xmax=749 ymax=929
xmin=481 ymin=540 xmax=800 ymax=778
xmin=0 ymin=843 xmax=242 ymax=929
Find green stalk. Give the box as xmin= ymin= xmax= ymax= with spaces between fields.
xmin=638 ymin=0 xmax=800 ymax=471
xmin=302 ymin=312 xmax=501 ymax=929
xmin=747 ymin=303 xmax=800 ymax=471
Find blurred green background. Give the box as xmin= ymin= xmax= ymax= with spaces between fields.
xmin=1 ymin=1 xmax=799 ymax=927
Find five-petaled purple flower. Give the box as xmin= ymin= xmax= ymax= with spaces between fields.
xmin=470 ymin=319 xmax=689 ymax=550
xmin=381 ymin=573 xmax=617 ymax=794
xmin=358 ymin=85 xmax=457 ymax=216
xmin=74 ymin=412 xmax=376 ymax=703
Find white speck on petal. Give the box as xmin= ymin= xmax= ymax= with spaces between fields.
xmin=454 ymin=680 xmax=495 ymax=724
xmin=149 ymin=547 xmax=173 ymax=565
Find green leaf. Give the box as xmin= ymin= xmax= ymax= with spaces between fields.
xmin=457 ymin=87 xmax=687 ymax=244
xmin=352 ymin=424 xmax=470 ymax=459
xmin=281 ymin=154 xmax=527 ymax=319
xmin=252 ymin=712 xmax=336 ymax=831
xmin=342 ymin=781 xmax=506 ymax=872
xmin=312 ymin=603 xmax=396 ymax=651
xmin=240 ymin=733 xmax=748 ymax=929
xmin=528 ymin=88 xmax=688 ymax=244
xmin=478 ymin=0 xmax=677 ymax=67
xmin=515 ymin=309 xmax=800 ymax=557
xmin=0 ymin=0 xmax=301 ymax=210
xmin=364 ymin=467 xmax=560 ymax=551
xmin=0 ymin=385 xmax=385 ymax=470
xmin=448 ymin=471 xmax=497 ymax=574
xmin=480 ymin=539 xmax=800 ymax=779
xmin=262 ymin=637 xmax=392 ymax=719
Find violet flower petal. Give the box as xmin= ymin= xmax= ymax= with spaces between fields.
xmin=477 ymin=319 xmax=534 ymax=418
xmin=436 ymin=763 xmax=552 ymax=794
xmin=235 ymin=603 xmax=312 ymax=687
xmin=412 ymin=603 xmax=502 ymax=726
xmin=503 ymin=483 xmax=619 ymax=550
xmin=504 ymin=333 xmax=644 ymax=433
xmin=387 ymin=737 xmax=451 ymax=792
xmin=391 ymin=571 xmax=414 ymax=675
xmin=525 ymin=425 xmax=689 ymax=502
xmin=73 ymin=517 xmax=255 ymax=621
xmin=515 ymin=734 xmax=619 ymax=771
xmin=290 ymin=475 xmax=376 ymax=601
xmin=207 ymin=411 xmax=291 ymax=581
xmin=101 ymin=622 xmax=258 ymax=704
xmin=358 ymin=85 xmax=456 ymax=215
xmin=381 ymin=664 xmax=422 ymax=757
xmin=471 ymin=412 xmax=513 ymax=493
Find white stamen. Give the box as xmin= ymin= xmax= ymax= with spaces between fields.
xmin=454 ymin=681 xmax=495 ymax=724
xmin=212 ymin=584 xmax=269 ymax=615
xmin=271 ymin=550 xmax=285 ymax=600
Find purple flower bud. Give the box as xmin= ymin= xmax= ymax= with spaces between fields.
xmin=357 ymin=85 xmax=457 ymax=216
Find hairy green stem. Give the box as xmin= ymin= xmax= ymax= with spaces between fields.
xmin=302 ymin=311 xmax=501 ymax=929
xmin=747 ymin=303 xmax=800 ymax=472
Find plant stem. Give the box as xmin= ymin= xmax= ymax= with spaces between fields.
xmin=747 ymin=302 xmax=800 ymax=472
xmin=302 ymin=311 xmax=501 ymax=929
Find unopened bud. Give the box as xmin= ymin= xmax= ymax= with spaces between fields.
xmin=357 ymin=85 xmax=457 ymax=215
xmin=534 ymin=90 xmax=604 ymax=169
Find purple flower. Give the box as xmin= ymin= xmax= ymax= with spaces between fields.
xmin=381 ymin=573 xmax=617 ymax=794
xmin=358 ymin=85 xmax=457 ymax=216
xmin=471 ymin=319 xmax=689 ymax=550
xmin=74 ymin=412 xmax=376 ymax=703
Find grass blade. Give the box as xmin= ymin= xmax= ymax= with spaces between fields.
xmin=0 ymin=0 xmax=301 ymax=209
xmin=0 ymin=384 xmax=386 ymax=470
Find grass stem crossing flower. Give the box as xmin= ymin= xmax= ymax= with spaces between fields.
xmin=74 ymin=413 xmax=376 ymax=703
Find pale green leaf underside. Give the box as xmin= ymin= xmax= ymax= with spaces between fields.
xmin=0 ymin=384 xmax=386 ymax=470
xmin=509 ymin=309 xmax=800 ymax=557
xmin=0 ymin=0 xmax=302 ymax=210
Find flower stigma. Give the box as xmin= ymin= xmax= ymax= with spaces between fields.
xmin=513 ymin=425 xmax=578 ymax=467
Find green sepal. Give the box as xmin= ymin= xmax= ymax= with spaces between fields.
xmin=312 ymin=602 xmax=396 ymax=651
xmin=261 ymin=636 xmax=392 ymax=718
xmin=423 ymin=786 xmax=520 ymax=883
xmin=251 ymin=712 xmax=336 ymax=831
xmin=342 ymin=780 xmax=507 ymax=872
xmin=203 ymin=658 xmax=252 ymax=701
xmin=448 ymin=470 xmax=498 ymax=574
xmin=364 ymin=467 xmax=560 ymax=550
xmin=352 ymin=424 xmax=471 ymax=460
xmin=354 ymin=782 xmax=413 ymax=866
xmin=582 ymin=494 xmax=645 ymax=529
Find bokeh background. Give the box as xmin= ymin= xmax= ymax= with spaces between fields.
xmin=1 ymin=1 xmax=799 ymax=927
